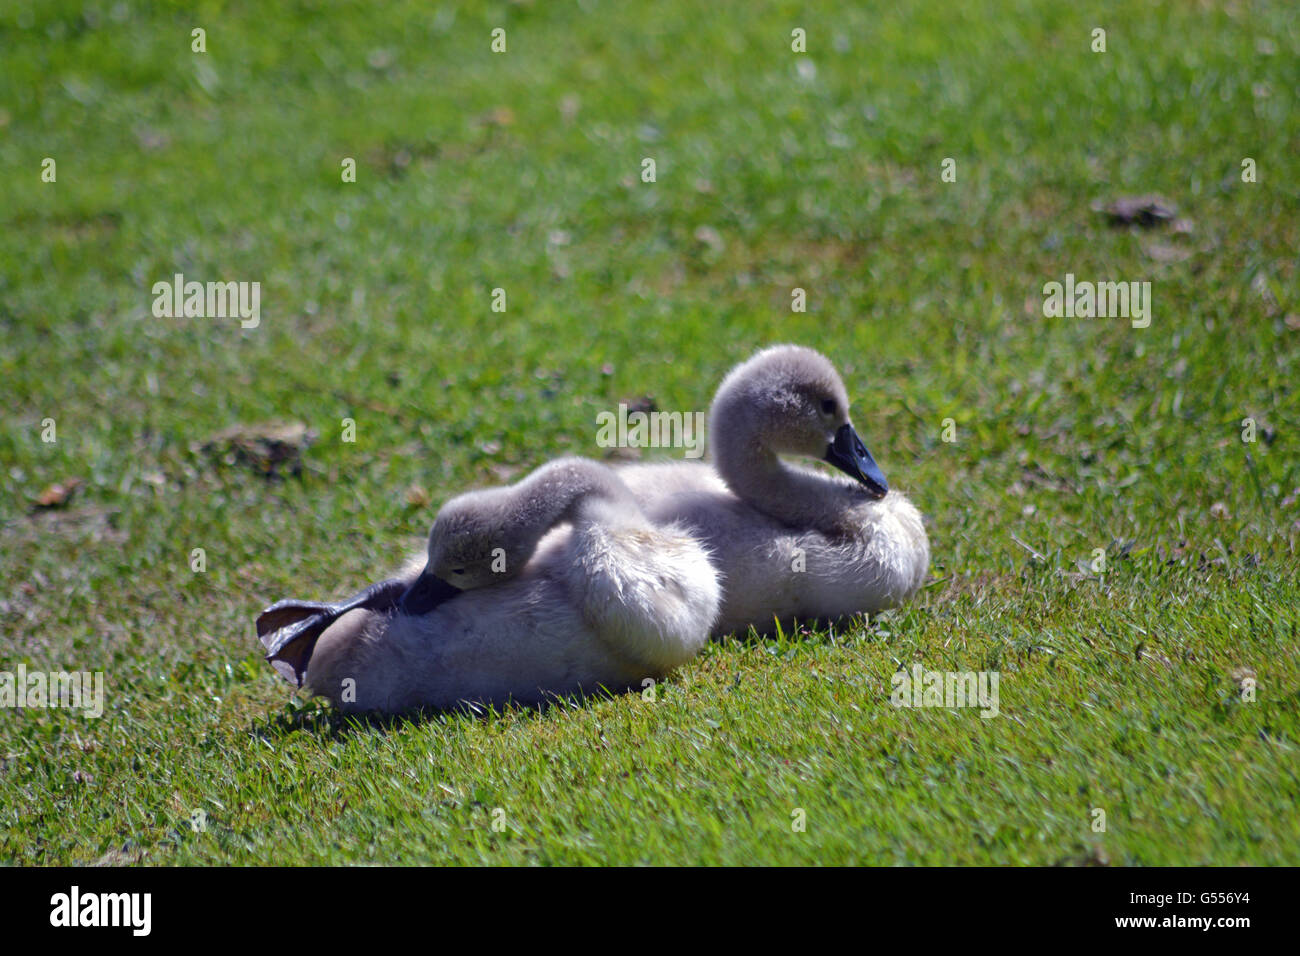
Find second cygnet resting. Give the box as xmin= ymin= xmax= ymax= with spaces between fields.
xmin=618 ymin=345 xmax=930 ymax=635
xmin=258 ymin=457 xmax=720 ymax=713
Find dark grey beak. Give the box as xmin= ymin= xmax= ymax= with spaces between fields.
xmin=824 ymin=423 xmax=889 ymax=499
xmin=399 ymin=568 xmax=461 ymax=615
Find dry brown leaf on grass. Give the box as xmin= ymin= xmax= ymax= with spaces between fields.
xmin=473 ymin=106 xmax=515 ymax=127
xmin=34 ymin=477 xmax=83 ymax=508
xmin=1093 ymin=195 xmax=1178 ymax=227
xmin=196 ymin=422 xmax=317 ymax=477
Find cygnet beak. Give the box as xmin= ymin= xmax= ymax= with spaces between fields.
xmin=399 ymin=568 xmax=462 ymax=615
xmin=824 ymin=423 xmax=889 ymax=499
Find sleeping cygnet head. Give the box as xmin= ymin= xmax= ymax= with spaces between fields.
xmin=709 ymin=344 xmax=890 ymax=500
xmin=398 ymin=457 xmax=637 ymax=615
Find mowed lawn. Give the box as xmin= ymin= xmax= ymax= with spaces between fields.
xmin=1 ymin=0 xmax=1297 ymax=865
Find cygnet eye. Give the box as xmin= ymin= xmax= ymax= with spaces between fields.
xmin=450 ymin=568 xmax=465 ymax=576
xmin=821 ymin=398 xmax=837 ymax=415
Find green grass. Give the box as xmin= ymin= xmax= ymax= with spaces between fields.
xmin=2 ymin=0 xmax=1298 ymax=865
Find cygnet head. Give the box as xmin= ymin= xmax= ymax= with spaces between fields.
xmin=398 ymin=457 xmax=630 ymax=616
xmin=710 ymin=344 xmax=889 ymax=498
xmin=429 ymin=487 xmax=522 ymax=586
xmin=397 ymin=485 xmax=526 ymax=614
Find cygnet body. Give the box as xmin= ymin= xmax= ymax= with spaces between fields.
xmin=617 ymin=345 xmax=929 ymax=635
xmin=259 ymin=457 xmax=720 ymax=713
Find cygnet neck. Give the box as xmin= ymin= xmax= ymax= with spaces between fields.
xmin=710 ymin=406 xmax=852 ymax=535
xmin=515 ymin=458 xmax=640 ymax=537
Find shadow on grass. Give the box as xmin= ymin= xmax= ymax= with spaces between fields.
xmin=250 ymin=685 xmax=630 ymax=741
